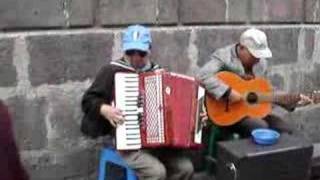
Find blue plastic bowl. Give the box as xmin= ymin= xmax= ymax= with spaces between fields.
xmin=251 ymin=128 xmax=280 ymax=145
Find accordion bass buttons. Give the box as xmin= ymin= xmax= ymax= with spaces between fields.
xmin=137 ymin=94 xmax=144 ymax=124
xmin=137 ymin=107 xmax=144 ymax=124
xmin=137 ymin=93 xmax=144 ymax=108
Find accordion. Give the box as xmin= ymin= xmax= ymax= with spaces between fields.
xmin=115 ymin=71 xmax=205 ymax=150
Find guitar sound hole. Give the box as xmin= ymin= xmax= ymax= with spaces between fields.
xmin=247 ymin=92 xmax=258 ymax=104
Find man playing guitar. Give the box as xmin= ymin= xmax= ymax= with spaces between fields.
xmin=197 ymin=28 xmax=312 ymax=137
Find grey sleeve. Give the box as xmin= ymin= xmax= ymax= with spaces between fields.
xmin=197 ymin=55 xmax=230 ymax=99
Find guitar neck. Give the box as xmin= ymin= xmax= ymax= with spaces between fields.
xmin=259 ymin=92 xmax=320 ymax=105
xmin=272 ymin=93 xmax=301 ymax=105
xmin=256 ymin=93 xmax=300 ymax=105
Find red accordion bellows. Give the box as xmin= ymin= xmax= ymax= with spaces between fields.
xmin=139 ymin=72 xmax=203 ymax=148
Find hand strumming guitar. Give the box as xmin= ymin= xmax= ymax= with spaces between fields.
xmin=228 ymin=89 xmax=242 ymax=104
xmin=227 ymin=73 xmax=254 ymax=104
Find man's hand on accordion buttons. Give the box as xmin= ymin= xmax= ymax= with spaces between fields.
xmin=100 ymin=104 xmax=124 ymax=127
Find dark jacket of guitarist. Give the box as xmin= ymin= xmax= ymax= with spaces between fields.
xmin=198 ymin=28 xmax=310 ymax=136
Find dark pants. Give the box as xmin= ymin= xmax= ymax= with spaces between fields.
xmin=120 ymin=149 xmax=194 ymax=180
xmin=226 ymin=114 xmax=296 ymax=137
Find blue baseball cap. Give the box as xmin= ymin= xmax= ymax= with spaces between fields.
xmin=122 ymin=25 xmax=152 ymax=52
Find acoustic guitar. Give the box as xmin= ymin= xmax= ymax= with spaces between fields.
xmin=206 ymin=71 xmax=319 ymax=126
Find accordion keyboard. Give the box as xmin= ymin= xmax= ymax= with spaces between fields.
xmin=115 ymin=73 xmax=142 ymax=150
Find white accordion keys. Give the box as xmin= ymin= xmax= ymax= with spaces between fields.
xmin=115 ymin=73 xmax=141 ymax=150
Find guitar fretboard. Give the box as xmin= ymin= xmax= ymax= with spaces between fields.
xmin=258 ymin=92 xmax=320 ymax=105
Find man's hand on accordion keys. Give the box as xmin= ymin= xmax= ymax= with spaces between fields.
xmin=100 ymin=104 xmax=125 ymax=127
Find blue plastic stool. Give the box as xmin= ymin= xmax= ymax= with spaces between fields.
xmin=98 ymin=147 xmax=137 ymax=180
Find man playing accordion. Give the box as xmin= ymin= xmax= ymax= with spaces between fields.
xmin=81 ymin=25 xmax=194 ymax=180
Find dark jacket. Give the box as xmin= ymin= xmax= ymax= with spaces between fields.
xmin=0 ymin=100 xmax=29 ymax=180
xmin=81 ymin=58 xmax=161 ymax=138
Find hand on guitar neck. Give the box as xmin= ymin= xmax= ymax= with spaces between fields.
xmin=275 ymin=91 xmax=317 ymax=107
xmin=296 ymin=94 xmax=314 ymax=106
xmin=296 ymin=90 xmax=320 ymax=106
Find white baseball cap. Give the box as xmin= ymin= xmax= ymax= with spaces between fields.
xmin=240 ymin=28 xmax=272 ymax=58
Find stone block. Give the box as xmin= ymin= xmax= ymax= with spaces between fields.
xmin=0 ymin=0 xmax=94 ymax=29
xmin=302 ymin=28 xmax=316 ymax=60
xmin=180 ymin=0 xmax=226 ymax=24
xmin=46 ymin=86 xmax=86 ymax=141
xmin=6 ymin=96 xmax=48 ymax=150
xmin=68 ymin=0 xmax=95 ymax=26
xmin=251 ymin=0 xmax=304 ymax=22
xmin=195 ymin=28 xmax=244 ymax=67
xmin=151 ymin=30 xmax=191 ymax=74
xmin=300 ymin=64 xmax=320 ymax=92
xmin=98 ymin=0 xmax=157 ymax=25
xmin=305 ymin=0 xmax=320 ymax=23
xmin=24 ymin=147 xmax=98 ymax=180
xmin=158 ymin=0 xmax=178 ymax=24
xmin=27 ymin=32 xmax=113 ymax=86
xmin=269 ymin=73 xmax=285 ymax=90
xmin=0 ymin=37 xmax=16 ymax=87
xmin=286 ymin=106 xmax=320 ymax=143
xmin=263 ymin=28 xmax=300 ymax=65
xmin=228 ymin=0 xmax=250 ymax=22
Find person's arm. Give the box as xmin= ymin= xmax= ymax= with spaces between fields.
xmin=272 ymin=91 xmax=296 ymax=112
xmin=197 ymin=55 xmax=230 ymax=100
xmin=81 ymin=65 xmax=115 ymax=130
xmin=0 ymin=100 xmax=29 ymax=180
xmin=197 ymin=54 xmax=242 ymax=103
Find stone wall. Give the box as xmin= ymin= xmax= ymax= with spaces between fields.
xmin=0 ymin=0 xmax=320 ymax=179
